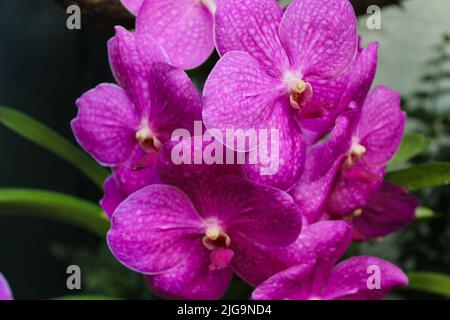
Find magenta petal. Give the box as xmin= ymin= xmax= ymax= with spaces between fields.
xmin=120 ymin=0 xmax=144 ymax=14
xmin=72 ymin=83 xmax=139 ymax=166
xmin=136 ymin=0 xmax=214 ymax=69
xmin=108 ymin=26 xmax=167 ymax=114
xmin=146 ymin=242 xmax=233 ymax=300
xmin=353 ymin=183 xmax=421 ymax=238
xmin=215 ymin=0 xmax=289 ymax=76
xmin=291 ymin=110 xmax=354 ymax=222
xmin=0 ymin=273 xmax=13 ymax=300
xmin=203 ymin=51 xmax=284 ymax=151
xmin=251 ymin=261 xmax=316 ymax=300
xmin=357 ymin=86 xmax=406 ymax=166
xmin=100 ymin=176 xmax=126 ymax=219
xmin=112 ymin=146 xmax=161 ymax=195
xmin=322 ymin=256 xmax=408 ymax=300
xmin=147 ymin=62 xmax=202 ymax=141
xmin=279 ymin=0 xmax=357 ymax=77
xmin=242 ymin=100 xmax=306 ymax=190
xmin=107 ymin=185 xmax=204 ymax=274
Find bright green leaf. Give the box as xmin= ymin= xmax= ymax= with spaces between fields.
xmin=0 ymin=188 xmax=109 ymax=237
xmin=407 ymin=272 xmax=450 ymax=298
xmin=415 ymin=207 xmax=435 ymax=219
xmin=0 ymin=106 xmax=108 ymax=188
xmin=385 ymin=162 xmax=450 ymax=191
xmin=388 ymin=132 xmax=429 ymax=169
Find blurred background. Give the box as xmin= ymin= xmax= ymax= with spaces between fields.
xmin=0 ymin=0 xmax=448 ymax=299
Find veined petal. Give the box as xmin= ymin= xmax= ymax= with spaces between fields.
xmin=146 ymin=242 xmax=233 ymax=300
xmin=0 ymin=273 xmax=13 ymax=300
xmin=279 ymin=0 xmax=358 ymax=78
xmin=136 ymin=0 xmax=214 ymax=69
xmin=203 ymin=51 xmax=284 ymax=152
xmin=356 ymin=86 xmax=406 ymax=166
xmin=108 ymin=26 xmax=167 ymax=114
xmin=215 ymin=0 xmax=289 ymax=77
xmin=353 ymin=183 xmax=421 ymax=238
xmin=72 ymin=83 xmax=139 ymax=166
xmin=147 ymin=62 xmax=203 ymax=142
xmin=321 ymin=256 xmax=408 ymax=300
xmin=107 ymin=184 xmax=204 ymax=274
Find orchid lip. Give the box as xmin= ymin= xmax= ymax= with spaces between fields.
xmin=283 ymin=71 xmax=313 ymax=109
xmin=135 ymin=124 xmax=161 ymax=153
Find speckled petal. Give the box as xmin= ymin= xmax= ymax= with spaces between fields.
xmin=279 ymin=0 xmax=358 ymax=77
xmin=356 ymin=86 xmax=406 ymax=166
xmin=108 ymin=26 xmax=167 ymax=114
xmin=147 ymin=62 xmax=203 ymax=142
xmin=353 ymin=183 xmax=421 ymax=238
xmin=243 ymin=99 xmax=306 ymax=190
xmin=321 ymin=256 xmax=408 ymax=300
xmin=72 ymin=83 xmax=139 ymax=166
xmin=0 ymin=273 xmax=13 ymax=300
xmin=146 ymin=241 xmax=233 ymax=300
xmin=203 ymin=51 xmax=284 ymax=152
xmin=107 ymin=184 xmax=204 ymax=274
xmin=136 ymin=0 xmax=214 ymax=69
xmin=100 ymin=176 xmax=126 ymax=219
xmin=214 ymin=0 xmax=289 ymax=77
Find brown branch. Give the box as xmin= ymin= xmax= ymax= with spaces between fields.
xmin=55 ymin=0 xmax=406 ymax=31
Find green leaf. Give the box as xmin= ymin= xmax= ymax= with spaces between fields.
xmin=0 ymin=106 xmax=108 ymax=187
xmin=54 ymin=295 xmax=121 ymax=300
xmin=385 ymin=162 xmax=450 ymax=191
xmin=0 ymin=188 xmax=109 ymax=237
xmin=415 ymin=207 xmax=435 ymax=219
xmin=388 ymin=132 xmax=429 ymax=169
xmin=407 ymin=272 xmax=450 ymax=298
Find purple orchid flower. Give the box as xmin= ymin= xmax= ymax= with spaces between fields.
xmin=291 ymin=85 xmax=406 ymax=225
xmin=252 ymin=255 xmax=408 ymax=300
xmin=203 ymin=0 xmax=359 ymax=190
xmin=72 ymin=27 xmax=202 ymax=195
xmin=352 ymin=182 xmax=421 ymax=240
xmin=0 ymin=273 xmax=13 ymax=300
xmin=107 ymin=138 xmax=303 ymax=299
xmin=121 ymin=0 xmax=218 ymax=69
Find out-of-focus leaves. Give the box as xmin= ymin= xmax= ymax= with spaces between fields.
xmin=407 ymin=272 xmax=450 ymax=297
xmin=54 ymin=295 xmax=121 ymax=300
xmin=385 ymin=162 xmax=450 ymax=191
xmin=0 ymin=106 xmax=108 ymax=187
xmin=388 ymin=132 xmax=429 ymax=169
xmin=415 ymin=207 xmax=435 ymax=219
xmin=0 ymin=189 xmax=109 ymax=237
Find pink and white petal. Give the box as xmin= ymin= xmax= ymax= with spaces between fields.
xmin=321 ymin=256 xmax=408 ymax=300
xmin=100 ymin=176 xmax=126 ymax=219
xmin=107 ymin=184 xmax=204 ymax=274
xmin=327 ymin=164 xmax=384 ymax=217
xmin=251 ymin=262 xmax=317 ymax=300
xmin=203 ymin=51 xmax=284 ymax=152
xmin=212 ymin=175 xmax=302 ymax=247
xmin=0 ymin=273 xmax=13 ymax=300
xmin=136 ymin=0 xmax=214 ymax=70
xmin=357 ymin=86 xmax=406 ymax=166
xmin=291 ymin=110 xmax=354 ymax=222
xmin=108 ymin=26 xmax=167 ymax=114
xmin=279 ymin=0 xmax=358 ymax=78
xmin=215 ymin=0 xmax=289 ymax=77
xmin=112 ymin=146 xmax=161 ymax=196
xmin=146 ymin=242 xmax=233 ymax=300
xmin=353 ymin=183 xmax=421 ymax=238
xmin=243 ymin=99 xmax=306 ymax=190
xmin=120 ymin=0 xmax=144 ymax=14
xmin=147 ymin=62 xmax=202 ymax=141
xmin=72 ymin=83 xmax=139 ymax=166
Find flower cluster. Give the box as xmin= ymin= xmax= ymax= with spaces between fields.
xmin=72 ymin=0 xmax=420 ymax=300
